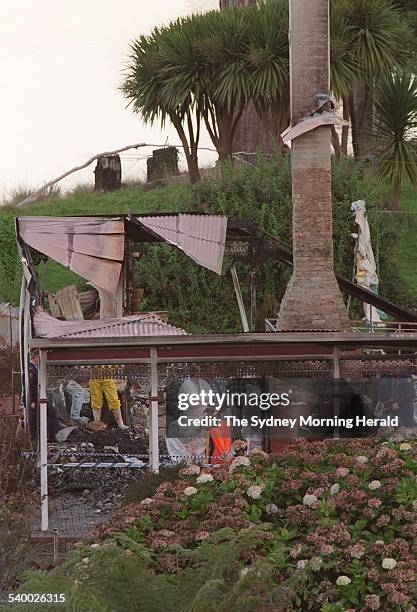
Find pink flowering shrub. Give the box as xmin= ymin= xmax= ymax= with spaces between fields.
xmin=17 ymin=438 xmax=417 ymax=610
xmin=100 ymin=438 xmax=417 ymax=609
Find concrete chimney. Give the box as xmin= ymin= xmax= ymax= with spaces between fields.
xmin=277 ymin=0 xmax=349 ymax=331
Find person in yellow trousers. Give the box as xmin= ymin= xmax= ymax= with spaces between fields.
xmin=89 ymin=365 xmax=128 ymax=430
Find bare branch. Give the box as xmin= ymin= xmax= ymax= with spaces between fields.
xmin=17 ymin=142 xmax=150 ymax=207
xmin=17 ymin=141 xmax=271 ymax=208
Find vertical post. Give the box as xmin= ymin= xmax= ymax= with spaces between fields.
xmin=53 ymin=527 xmax=59 ymax=562
xmin=149 ymin=348 xmax=160 ymax=473
xmin=116 ymin=273 xmax=124 ymax=319
xmin=12 ymin=369 xmax=15 ymax=414
xmin=230 ymin=264 xmax=250 ymax=332
xmin=39 ymin=348 xmax=49 ymax=531
xmin=277 ymin=0 xmax=349 ymax=331
xmin=250 ymin=247 xmax=257 ymax=332
xmin=333 ymin=348 xmax=340 ymax=440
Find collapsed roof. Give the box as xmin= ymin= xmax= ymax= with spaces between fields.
xmin=34 ymin=311 xmax=187 ymax=339
xmin=17 ymin=213 xmax=229 ymax=293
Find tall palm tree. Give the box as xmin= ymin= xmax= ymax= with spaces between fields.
xmin=244 ymin=0 xmax=289 ymax=152
xmin=336 ymin=0 xmax=411 ymax=159
xmin=329 ymin=6 xmax=357 ymax=156
xmin=122 ymin=26 xmax=202 ymax=183
xmin=372 ymin=70 xmax=417 ymax=209
xmin=198 ymin=9 xmax=248 ymax=160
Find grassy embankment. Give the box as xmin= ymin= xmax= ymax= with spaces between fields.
xmin=0 ymin=162 xmax=416 ymax=329
xmin=0 ymin=181 xmax=192 ymax=298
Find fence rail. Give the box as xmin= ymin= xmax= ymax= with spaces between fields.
xmin=0 ymin=304 xmax=19 ymax=349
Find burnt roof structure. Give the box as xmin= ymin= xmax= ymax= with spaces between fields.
xmin=15 ymin=212 xmax=417 ymax=533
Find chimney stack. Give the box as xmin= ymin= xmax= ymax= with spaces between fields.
xmin=277 ymin=0 xmax=349 ymax=331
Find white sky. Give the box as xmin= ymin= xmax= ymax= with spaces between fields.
xmin=0 ymin=0 xmax=218 ymax=201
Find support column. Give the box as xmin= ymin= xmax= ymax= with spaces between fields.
xmin=149 ymin=348 xmax=160 ymax=473
xmin=230 ymin=264 xmax=250 ymax=332
xmin=333 ymin=348 xmax=341 ymax=439
xmin=277 ymin=0 xmax=349 ymax=331
xmin=39 ymin=349 xmax=49 ymax=531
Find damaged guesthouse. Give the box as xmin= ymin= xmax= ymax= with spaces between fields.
xmin=15 ymin=211 xmax=417 ymax=532
xmin=14 ymin=0 xmax=417 ymax=534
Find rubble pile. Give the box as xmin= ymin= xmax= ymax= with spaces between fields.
xmin=47 ymin=467 xmax=142 ymax=511
xmin=53 ymin=425 xmax=147 ymax=454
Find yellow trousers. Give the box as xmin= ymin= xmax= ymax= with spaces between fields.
xmin=89 ymin=378 xmax=120 ymax=411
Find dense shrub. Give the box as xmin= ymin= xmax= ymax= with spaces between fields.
xmin=122 ymin=465 xmax=182 ymax=506
xmin=138 ymin=155 xmax=403 ymax=331
xmin=0 ymin=421 xmax=36 ymax=597
xmin=15 ymin=439 xmax=417 ymax=610
xmin=0 ymin=156 xmax=408 ymax=330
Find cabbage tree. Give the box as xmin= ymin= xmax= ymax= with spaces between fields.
xmin=372 ymin=70 xmax=417 ymax=209
xmin=336 ymin=0 xmax=411 ymax=159
xmin=122 ymin=26 xmax=202 ymax=183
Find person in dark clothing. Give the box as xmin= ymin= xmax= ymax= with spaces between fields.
xmin=28 ymin=350 xmax=39 ymax=440
xmin=378 ymin=372 xmax=415 ymax=428
xmin=392 ymin=373 xmax=415 ymax=427
xmin=47 ymin=392 xmax=59 ymax=441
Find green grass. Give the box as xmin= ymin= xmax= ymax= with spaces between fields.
xmin=1 ymin=181 xmax=193 ymax=296
xmin=5 ymin=181 xmax=192 ymax=217
xmin=1 ymin=171 xmax=416 ymax=315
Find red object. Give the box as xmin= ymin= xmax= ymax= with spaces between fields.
xmin=210 ymin=420 xmax=231 ymax=463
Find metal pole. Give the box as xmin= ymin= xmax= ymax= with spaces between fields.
xmin=230 ymin=264 xmax=250 ymax=332
xmin=39 ymin=348 xmax=49 ymax=531
xmin=11 ymin=369 xmax=15 ymax=415
xmin=333 ymin=347 xmax=340 ymax=440
xmin=149 ymin=348 xmax=160 ymax=473
xmin=250 ymin=248 xmax=257 ymax=332
xmin=53 ymin=527 xmax=59 ymax=562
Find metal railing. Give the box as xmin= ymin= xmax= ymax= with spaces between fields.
xmin=265 ymin=319 xmax=417 ymax=334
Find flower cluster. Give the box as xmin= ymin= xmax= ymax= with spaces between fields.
xmin=99 ymin=436 xmax=417 ymax=610
xmin=196 ymin=473 xmax=214 ymax=484
xmin=229 ymin=456 xmax=251 ymax=473
xmin=231 ymin=439 xmax=248 ymax=451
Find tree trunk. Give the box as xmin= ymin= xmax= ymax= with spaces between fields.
xmin=217 ymin=115 xmax=234 ymax=162
xmin=147 ymin=147 xmax=179 ymax=182
xmin=341 ymin=96 xmax=350 ymax=155
xmin=205 ymin=104 xmax=244 ymax=163
xmin=350 ymin=84 xmax=374 ymax=160
xmin=186 ymin=152 xmax=201 ymax=184
xmin=253 ymin=98 xmax=290 ymax=154
xmin=173 ymin=117 xmax=201 ymax=184
xmin=220 ymin=0 xmax=269 ymax=154
xmin=331 ymin=126 xmax=342 ymax=159
xmin=94 ymin=155 xmax=122 ymax=192
xmin=392 ymin=176 xmax=401 ymax=210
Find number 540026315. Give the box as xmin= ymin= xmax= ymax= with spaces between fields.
xmin=7 ymin=593 xmax=66 ymax=604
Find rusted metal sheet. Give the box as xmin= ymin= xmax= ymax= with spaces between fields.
xmin=34 ymin=311 xmax=187 ymax=339
xmin=55 ymin=285 xmax=84 ymax=321
xmin=18 ymin=217 xmax=123 ymax=235
xmin=18 ymin=217 xmax=124 ymax=293
xmin=17 ymin=214 xmax=227 ymax=297
xmin=137 ymin=214 xmax=227 ymax=274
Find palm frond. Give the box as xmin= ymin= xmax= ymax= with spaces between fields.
xmin=373 ymin=70 xmax=417 ymax=185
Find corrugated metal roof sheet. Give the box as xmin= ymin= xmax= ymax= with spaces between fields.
xmin=136 ymin=214 xmax=227 ymax=274
xmin=18 ymin=217 xmax=125 ymax=293
xmin=17 ymin=214 xmax=227 ymax=296
xmin=34 ymin=311 xmax=187 ymax=339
